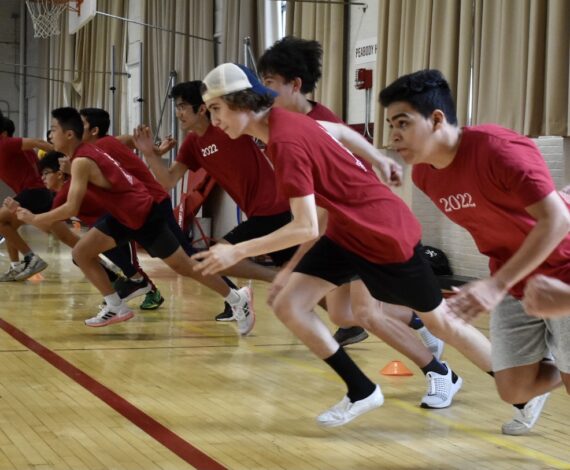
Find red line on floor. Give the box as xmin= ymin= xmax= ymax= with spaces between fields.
xmin=0 ymin=317 xmax=227 ymax=470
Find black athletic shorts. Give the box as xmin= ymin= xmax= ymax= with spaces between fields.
xmin=223 ymin=211 xmax=297 ymax=267
xmin=294 ymin=236 xmax=443 ymax=312
xmin=94 ymin=203 xmax=180 ymax=259
xmin=14 ymin=188 xmax=53 ymax=214
xmin=157 ymin=197 xmax=196 ymax=255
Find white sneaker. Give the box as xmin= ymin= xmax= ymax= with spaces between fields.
xmin=317 ymin=385 xmax=384 ymax=427
xmin=231 ymin=286 xmax=255 ymax=336
xmin=0 ymin=263 xmax=24 ymax=282
xmin=501 ymin=393 xmax=550 ymax=436
xmin=421 ymin=362 xmax=462 ymax=409
xmin=85 ymin=303 xmax=134 ymax=327
xmin=418 ymin=326 xmax=445 ymax=360
xmin=14 ymin=254 xmax=48 ymax=281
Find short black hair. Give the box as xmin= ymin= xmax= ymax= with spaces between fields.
xmin=1 ymin=117 xmax=15 ymax=136
xmin=379 ymin=69 xmax=458 ymax=125
xmin=80 ymin=107 xmax=110 ymax=137
xmin=171 ymin=81 xmax=204 ymax=113
xmin=38 ymin=150 xmax=65 ymax=173
xmin=51 ymin=107 xmax=83 ymax=140
xmin=258 ymin=36 xmax=322 ymax=94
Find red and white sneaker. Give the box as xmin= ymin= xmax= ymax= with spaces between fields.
xmin=85 ymin=303 xmax=134 ymax=327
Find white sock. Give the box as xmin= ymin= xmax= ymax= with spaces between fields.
xmin=104 ymin=292 xmax=122 ymax=308
xmin=11 ymin=261 xmax=20 ymax=268
xmin=225 ymin=288 xmax=241 ymax=306
xmin=130 ymin=273 xmax=144 ymax=282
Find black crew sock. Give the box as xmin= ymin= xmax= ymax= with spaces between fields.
xmin=408 ymin=312 xmax=424 ymax=330
xmin=421 ymin=357 xmax=459 ymax=383
xmin=513 ymin=402 xmax=527 ymax=410
xmin=222 ymin=276 xmax=238 ymax=290
xmin=324 ymin=347 xmax=376 ymax=402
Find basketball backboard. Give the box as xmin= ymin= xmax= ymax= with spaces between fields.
xmin=68 ymin=0 xmax=96 ymax=34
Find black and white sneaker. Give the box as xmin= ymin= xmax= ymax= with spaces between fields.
xmin=215 ymin=302 xmax=235 ymax=321
xmin=115 ymin=278 xmax=152 ymax=302
xmin=333 ymin=327 xmax=369 ymax=346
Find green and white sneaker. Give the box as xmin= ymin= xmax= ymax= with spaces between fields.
xmin=140 ymin=289 xmax=165 ymax=310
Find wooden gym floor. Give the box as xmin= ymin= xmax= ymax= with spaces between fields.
xmin=0 ymin=226 xmax=568 ymax=470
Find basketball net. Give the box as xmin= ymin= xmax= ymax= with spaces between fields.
xmin=25 ymin=0 xmax=70 ymax=38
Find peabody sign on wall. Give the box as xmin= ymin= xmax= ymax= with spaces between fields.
xmin=354 ymin=37 xmax=378 ymax=65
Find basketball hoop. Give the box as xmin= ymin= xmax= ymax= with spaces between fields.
xmin=25 ymin=0 xmax=82 ymax=38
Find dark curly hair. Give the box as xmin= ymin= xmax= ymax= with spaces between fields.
xmin=379 ymin=69 xmax=457 ymax=125
xmin=258 ymin=36 xmax=322 ymax=94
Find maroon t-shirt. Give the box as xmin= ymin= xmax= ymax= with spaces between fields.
xmin=52 ymin=179 xmax=104 ymax=227
xmin=413 ymin=124 xmax=570 ymax=298
xmin=267 ymin=107 xmax=422 ymax=264
xmin=94 ymin=136 xmax=169 ymax=204
xmin=71 ymin=142 xmax=153 ymax=230
xmin=0 ymin=136 xmax=44 ymax=193
xmin=176 ymin=125 xmax=289 ymax=217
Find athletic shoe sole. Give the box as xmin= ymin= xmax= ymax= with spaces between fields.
xmin=85 ymin=311 xmax=135 ymax=327
xmin=336 ymin=330 xmax=369 ymax=347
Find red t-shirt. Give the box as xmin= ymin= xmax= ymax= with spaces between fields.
xmin=52 ymin=180 xmax=105 ymax=227
xmin=94 ymin=136 xmax=169 ymax=204
xmin=176 ymin=125 xmax=289 ymax=217
xmin=71 ymin=142 xmax=154 ymax=230
xmin=0 ymin=136 xmax=45 ymax=193
xmin=413 ymin=124 xmax=570 ymax=298
xmin=267 ymin=108 xmax=422 ymax=264
xmin=307 ymin=101 xmax=343 ymax=123
xmin=307 ymin=101 xmax=375 ymax=173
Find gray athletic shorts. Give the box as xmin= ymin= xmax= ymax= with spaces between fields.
xmin=491 ymin=295 xmax=570 ymax=373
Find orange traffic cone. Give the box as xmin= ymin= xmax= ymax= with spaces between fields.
xmin=380 ymin=360 xmax=413 ymax=376
xmin=27 ymin=273 xmax=45 ymax=282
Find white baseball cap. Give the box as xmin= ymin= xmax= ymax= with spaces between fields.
xmin=202 ymin=63 xmax=278 ymax=102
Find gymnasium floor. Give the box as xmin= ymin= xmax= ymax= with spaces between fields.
xmin=0 ymin=227 xmax=568 ymax=470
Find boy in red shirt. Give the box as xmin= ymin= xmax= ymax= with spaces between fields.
xmin=0 ymin=115 xmax=53 ymax=281
xmin=258 ymin=35 xmax=446 ymax=361
xmin=193 ymin=63 xmax=494 ymax=427
xmin=379 ymin=69 xmax=570 ymax=435
xmin=17 ymin=107 xmax=254 ymax=333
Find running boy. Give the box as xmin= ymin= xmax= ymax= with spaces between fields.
xmin=379 ymin=69 xmax=569 ymax=435
xmin=17 ymin=107 xmax=253 ymax=333
xmin=192 ymin=63 xmax=493 ymax=427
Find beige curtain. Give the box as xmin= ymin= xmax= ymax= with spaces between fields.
xmin=374 ymin=0 xmax=473 ymax=147
xmin=472 ymin=0 xmax=570 ymax=136
xmin=217 ymin=0 xmax=262 ymax=64
xmin=48 ymin=1 xmax=128 ymax=120
xmin=285 ymin=1 xmax=345 ymax=116
xmin=144 ymin=0 xmax=215 ymax=134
